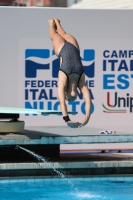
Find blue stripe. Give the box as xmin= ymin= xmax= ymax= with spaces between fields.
xmin=25 ymin=49 xmax=50 ymax=59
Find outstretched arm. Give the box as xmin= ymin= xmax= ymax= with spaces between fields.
xmin=58 ymin=82 xmax=68 ymax=117
xmin=80 ymin=85 xmax=92 ymax=126
xmin=78 ymin=74 xmax=92 ymax=127
xmin=58 ymin=81 xmax=79 ymax=128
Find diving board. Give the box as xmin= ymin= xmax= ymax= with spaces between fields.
xmin=0 ymin=107 xmax=78 ymax=133
xmin=0 ymin=107 xmax=77 ymax=115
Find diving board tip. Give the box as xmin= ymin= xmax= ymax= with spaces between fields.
xmin=0 ymin=107 xmax=78 ymax=115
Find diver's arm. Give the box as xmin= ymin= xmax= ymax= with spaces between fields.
xmin=80 ymin=85 xmax=92 ymax=126
xmin=78 ymin=74 xmax=92 ymax=127
xmin=58 ymin=83 xmax=68 ymax=117
xmin=58 ymin=82 xmax=79 ymax=128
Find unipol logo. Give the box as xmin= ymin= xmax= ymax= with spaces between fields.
xmin=25 ymin=49 xmax=95 ymax=78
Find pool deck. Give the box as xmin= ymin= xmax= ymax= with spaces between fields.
xmin=0 ymin=126 xmax=133 ymax=177
xmin=0 ymin=126 xmax=133 ymax=145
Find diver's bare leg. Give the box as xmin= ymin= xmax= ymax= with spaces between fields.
xmin=48 ymin=19 xmax=65 ymax=56
xmin=54 ymin=19 xmax=80 ymax=51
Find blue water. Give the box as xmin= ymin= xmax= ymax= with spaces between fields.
xmin=0 ymin=178 xmax=133 ymax=200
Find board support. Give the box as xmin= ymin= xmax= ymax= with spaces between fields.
xmin=0 ymin=121 xmax=25 ymax=133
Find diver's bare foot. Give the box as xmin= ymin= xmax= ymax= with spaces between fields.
xmin=48 ymin=19 xmax=57 ymax=31
xmin=48 ymin=19 xmax=55 ymax=26
xmin=54 ymin=19 xmax=61 ymax=32
xmin=54 ymin=19 xmax=60 ymax=24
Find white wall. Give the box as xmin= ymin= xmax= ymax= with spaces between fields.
xmin=0 ymin=7 xmax=133 ymax=131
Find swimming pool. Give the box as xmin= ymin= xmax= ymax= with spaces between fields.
xmin=0 ymin=176 xmax=133 ymax=200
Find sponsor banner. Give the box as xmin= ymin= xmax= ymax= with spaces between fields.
xmin=18 ymin=39 xmax=95 ymax=126
xmin=19 ymin=39 xmax=133 ymax=128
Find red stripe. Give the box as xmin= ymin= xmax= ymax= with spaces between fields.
xmin=107 ymin=92 xmax=114 ymax=107
xmin=103 ymin=110 xmax=126 ymax=113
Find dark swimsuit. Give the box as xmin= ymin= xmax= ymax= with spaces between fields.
xmin=57 ymin=42 xmax=84 ymax=85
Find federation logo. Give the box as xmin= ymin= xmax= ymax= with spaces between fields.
xmin=25 ymin=49 xmax=95 ymax=78
xmin=81 ymin=49 xmax=95 ymax=78
xmin=24 ymin=48 xmax=95 ymax=115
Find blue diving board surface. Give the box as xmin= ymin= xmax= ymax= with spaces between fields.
xmin=0 ymin=126 xmax=133 ymax=145
xmin=0 ymin=107 xmax=77 ymax=115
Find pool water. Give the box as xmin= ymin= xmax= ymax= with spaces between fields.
xmin=0 ymin=177 xmax=133 ymax=200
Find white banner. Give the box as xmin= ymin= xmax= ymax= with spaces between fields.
xmin=18 ymin=38 xmax=133 ymax=130
xmin=0 ymin=8 xmax=133 ymax=132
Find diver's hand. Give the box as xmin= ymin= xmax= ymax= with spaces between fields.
xmin=77 ymin=119 xmax=88 ymax=128
xmin=67 ymin=121 xmax=79 ymax=128
xmin=76 ymin=122 xmax=83 ymax=128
